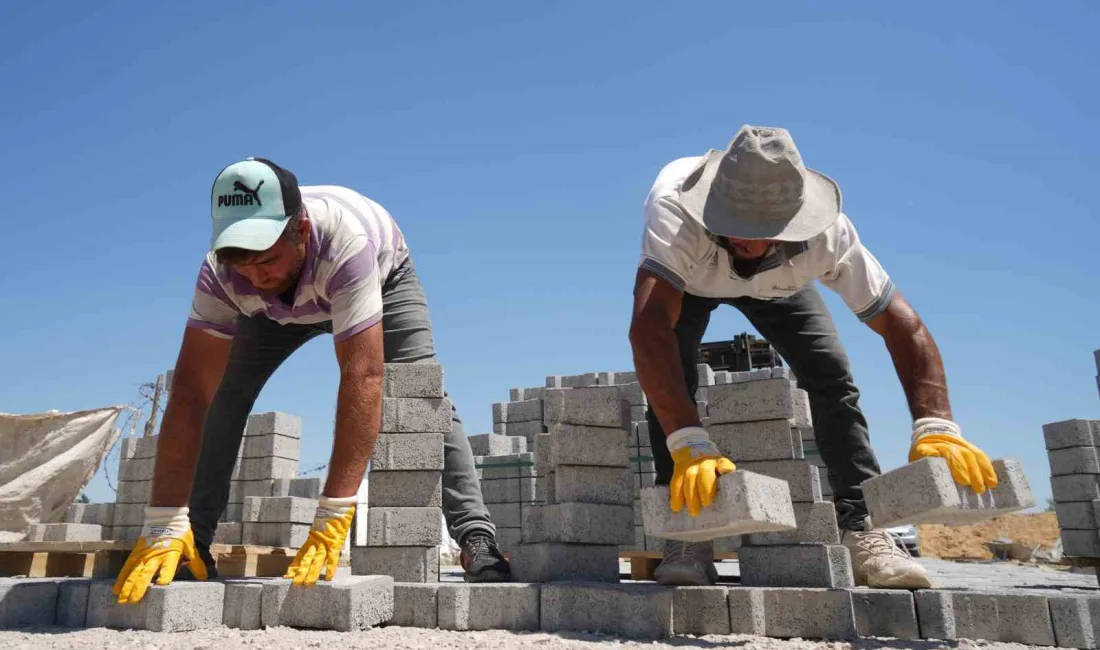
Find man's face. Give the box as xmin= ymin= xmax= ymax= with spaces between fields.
xmin=725 ymin=237 xmax=774 ymax=260
xmin=228 ymin=218 xmax=309 ymax=296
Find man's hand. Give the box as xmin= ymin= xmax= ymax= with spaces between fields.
xmin=114 ymin=507 xmax=207 ymax=604
xmin=909 ymin=417 xmax=998 ymax=493
xmin=284 ymin=496 xmax=356 ymax=585
xmin=667 ymin=426 xmax=737 ymax=517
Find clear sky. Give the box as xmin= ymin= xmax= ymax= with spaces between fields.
xmin=2 ymin=1 xmax=1097 ymax=509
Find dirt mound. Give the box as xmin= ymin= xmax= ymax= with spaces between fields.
xmin=919 ymin=511 xmax=1060 ymax=559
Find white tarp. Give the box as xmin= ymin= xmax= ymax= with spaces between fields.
xmin=0 ymin=406 xmax=124 ymax=542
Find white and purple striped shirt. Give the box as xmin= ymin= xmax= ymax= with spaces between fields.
xmin=187 ymin=185 xmax=410 ymax=342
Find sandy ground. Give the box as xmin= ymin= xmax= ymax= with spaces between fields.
xmin=918 ymin=512 xmax=1060 ymax=560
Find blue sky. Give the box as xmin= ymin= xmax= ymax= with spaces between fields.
xmin=1 ymin=1 xmax=1096 ymax=508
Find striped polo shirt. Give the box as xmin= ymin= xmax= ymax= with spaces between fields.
xmin=187 ymin=185 xmax=410 ymax=341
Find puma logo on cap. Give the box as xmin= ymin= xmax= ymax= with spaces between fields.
xmin=218 ymin=179 xmax=264 ymax=208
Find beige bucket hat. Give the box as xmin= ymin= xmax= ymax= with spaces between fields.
xmin=678 ymin=125 xmax=842 ymax=241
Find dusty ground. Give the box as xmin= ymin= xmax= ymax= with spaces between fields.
xmin=918 ymin=512 xmax=1060 ymax=560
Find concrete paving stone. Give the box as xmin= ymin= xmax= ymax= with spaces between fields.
xmin=1061 ymin=529 xmax=1100 ymax=557
xmin=697 ymin=401 xmax=709 ymax=419
xmin=511 ymin=543 xmax=621 ymax=582
xmin=243 ymin=496 xmax=263 ymax=522
xmin=112 ymin=502 xmax=145 ymax=527
xmin=510 ymin=386 xmax=548 ymax=401
xmin=290 ymin=477 xmax=321 ymax=499
xmin=468 ymin=433 xmax=527 ymax=456
xmin=851 ymin=588 xmax=920 ymax=640
xmin=368 ymin=471 xmax=442 ymax=508
xmin=371 ymin=433 xmax=444 ymax=471
xmin=111 ymin=525 xmax=141 ymax=543
xmin=250 ymin=496 xmax=319 ymax=523
xmin=864 ymin=457 xmax=1035 ymax=528
xmin=485 ymin=502 xmax=523 ymax=528
xmin=496 ymin=527 xmax=522 ymax=553
xmin=0 ymin=578 xmax=60 ymax=628
xmin=238 ymin=456 xmax=299 ymax=481
xmin=242 ymin=433 xmax=300 ymax=460
xmin=545 ymin=375 xmax=564 ymax=388
xmin=523 ymin=503 xmax=634 ymax=545
xmin=222 ymin=580 xmax=266 ymax=630
xmin=118 ymin=456 xmax=155 ymax=482
xmin=630 ymin=421 xmax=650 ymax=447
xmin=727 ymin=587 xmax=767 ymax=635
xmin=916 ymin=589 xmax=1057 ymax=646
xmin=771 ymin=367 xmax=791 ymax=379
xmin=559 ymin=372 xmax=599 ymax=388
xmin=549 ymin=423 xmax=629 ymax=467
xmin=747 ymin=501 xmax=840 ymax=545
xmin=492 ymin=399 xmax=543 ymax=424
xmin=706 ymin=378 xmax=799 ymax=425
xmin=115 ymin=479 xmax=151 ymax=504
xmin=389 ymin=583 xmax=439 ymax=628
xmin=367 ymin=507 xmax=443 ymax=546
xmin=790 ymin=389 xmax=812 ymax=429
xmin=790 ymin=428 xmax=807 ymax=460
xmin=598 ymin=371 xmax=637 ymax=386
xmin=437 ymin=583 xmax=540 ymax=631
xmin=1043 ymin=419 xmax=1099 ymax=450
xmin=672 ymin=586 xmax=731 ymax=635
xmin=552 ymin=466 xmax=632 ymax=505
xmin=630 ymin=405 xmax=647 ymax=423
xmin=1048 ymin=594 xmax=1100 ymax=649
xmin=731 ymin=460 xmax=822 ymax=503
xmin=492 ymin=419 xmax=545 ymax=438
xmin=245 ymin=411 xmax=302 ymax=438
xmin=56 ymin=578 xmax=90 ymax=627
xmin=739 ymin=544 xmax=854 ymax=588
xmin=696 ymin=363 xmax=716 ymax=386
xmin=1052 ymin=474 xmax=1100 ymax=503
xmin=214 ymin=522 xmax=243 ymax=544
xmin=617 ymin=382 xmax=647 ymax=407
xmin=758 ymin=587 xmax=857 ymax=640
xmin=131 ymin=435 xmax=159 ymax=459
xmin=242 ymin=522 xmax=311 ymax=547
xmin=381 ymin=397 xmax=453 ymax=433
xmin=1056 ymin=501 xmax=1099 ymax=530
xmin=351 ymin=546 xmax=438 ymax=582
xmin=231 ymin=479 xmax=275 ymax=502
xmin=23 ymin=523 xmax=103 ymax=542
xmin=261 ymin=576 xmax=394 ymax=631
xmin=382 ymin=363 xmax=445 ymax=398
xmin=480 ymin=477 xmax=537 ymax=504
xmin=63 ymin=502 xmax=88 ymax=523
xmin=86 ymin=579 xmax=225 ymax=631
xmin=543 ymin=387 xmax=628 ymax=428
xmin=541 ymin=582 xmax=673 ymax=639
xmin=1050 ymin=446 xmax=1100 ymax=476
xmin=641 ymin=471 xmax=796 ymax=542
xmin=713 ymin=371 xmax=733 ymax=384
xmin=478 ymin=452 xmax=536 ymax=479
xmin=710 ymin=420 xmax=802 ymax=461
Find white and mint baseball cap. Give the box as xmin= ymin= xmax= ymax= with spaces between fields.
xmin=209 ymin=157 xmax=302 ymax=252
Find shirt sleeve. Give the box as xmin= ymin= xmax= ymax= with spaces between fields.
xmin=327 ymin=236 xmax=384 ymax=342
xmin=186 ymin=256 xmax=240 ymax=338
xmin=817 ymin=215 xmax=897 ymax=322
xmin=639 ymin=195 xmax=708 ymax=292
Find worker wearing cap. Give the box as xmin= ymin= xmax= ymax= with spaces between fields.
xmin=113 ymin=158 xmax=511 ymax=603
xmin=629 ymin=126 xmax=998 ymax=589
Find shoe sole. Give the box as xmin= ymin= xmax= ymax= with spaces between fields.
xmin=654 ymin=566 xmax=716 ymax=587
xmin=463 ymin=569 xmax=512 ymax=583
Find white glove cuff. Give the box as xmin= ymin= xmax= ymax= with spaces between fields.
xmin=666 ymin=426 xmax=710 ymax=452
xmin=141 ymin=505 xmax=190 ymax=539
xmin=912 ymin=417 xmax=962 ymax=443
xmin=316 ymin=495 xmax=357 ymax=522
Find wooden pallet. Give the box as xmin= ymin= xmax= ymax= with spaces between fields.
xmin=620 ymin=549 xmax=738 ymax=581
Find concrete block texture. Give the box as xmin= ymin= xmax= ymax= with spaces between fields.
xmin=493 ymin=399 xmax=543 ymax=424
xmin=232 ymin=479 xmax=275 ymax=502
xmin=86 ymin=580 xmax=225 ymax=632
xmin=540 ymin=582 xmax=673 ymax=639
xmin=510 ymin=386 xmax=547 ymax=401
xmin=598 ymin=371 xmax=637 ymax=386
xmin=369 ymin=470 xmax=443 ymax=508
xmin=437 ymin=583 xmax=540 ymax=631
xmin=238 ymin=456 xmax=298 ymax=481
xmin=1052 ymin=474 xmax=1100 ymax=504
xmin=549 ymin=423 xmax=629 ymax=467
xmin=1043 ymin=419 xmax=1099 ymax=450
xmin=1048 ymin=594 xmax=1100 ymax=650
xmin=915 ymin=589 xmax=1056 ymax=646
xmin=705 ymin=378 xmax=803 ymax=425
xmin=381 ymin=397 xmax=453 ymax=433
xmin=641 ymin=471 xmax=796 ymax=542
xmin=213 ymin=522 xmax=243 ymax=545
xmin=390 ymin=583 xmax=439 ymax=628
xmin=23 ymin=523 xmax=102 ymax=542
xmin=115 ymin=479 xmax=151 ymax=504
xmin=1056 ymin=501 xmax=1099 ymax=530
xmin=758 ymin=588 xmax=858 ymax=640
xmin=736 ymin=460 xmax=822 ymax=502
xmin=553 ymin=466 xmax=632 ymax=505
xmin=371 ymin=433 xmax=444 ymax=471
xmin=511 ymin=543 xmax=620 ymax=582
xmin=710 ymin=420 xmax=803 ymax=461
xmin=382 ymin=363 xmax=445 ymax=398
xmin=244 ymin=496 xmax=318 ymax=524
xmin=290 ymin=477 xmax=321 ymax=499
xmin=352 ymin=546 xmax=439 ymax=583
xmin=728 ymin=587 xmax=767 ymax=635
xmin=56 ymin=579 xmax=90 ymax=628
xmin=851 ymin=589 xmax=920 ymax=640
xmin=242 ymin=433 xmax=300 ymax=460
xmin=242 ymin=522 xmax=312 ymax=547
xmin=738 ymin=544 xmax=854 ymax=588
xmin=484 ymin=502 xmax=523 ymax=528
xmin=1061 ymin=529 xmax=1100 ymax=557
xmin=112 ymin=503 xmax=145 ymax=527
xmin=672 ymin=586 xmax=731 ymax=636
xmin=559 ymin=372 xmax=599 ymax=388
xmin=492 ymin=419 xmax=545 ymax=438
xmin=1050 ymin=446 xmax=1100 ymax=476
xmin=261 ymin=576 xmax=395 ymax=631
xmin=367 ymin=507 xmax=443 ymax=546
xmin=468 ymin=433 xmax=527 ymax=456
xmin=478 ymin=452 xmax=536 ymax=479
xmin=0 ymin=579 xmax=60 ymax=628
xmin=118 ymin=457 xmax=154 ymax=482
xmin=523 ymin=503 xmax=634 ymax=545
xmin=746 ymin=501 xmax=841 ymax=545
xmin=245 ymin=411 xmax=302 ymax=438
xmin=863 ymin=457 xmax=1035 ymax=528
xmin=543 ymin=387 xmax=628 ymax=428
xmin=480 ymin=477 xmax=537 ymax=504
xmin=222 ymin=580 xmax=265 ymax=630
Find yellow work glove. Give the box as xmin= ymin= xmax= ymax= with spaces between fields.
xmin=284 ymin=495 xmax=356 ymax=586
xmin=909 ymin=417 xmax=998 ymax=494
xmin=667 ymin=426 xmax=737 ymax=517
xmin=113 ymin=506 xmax=207 ymax=604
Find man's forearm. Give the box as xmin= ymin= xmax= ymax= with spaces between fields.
xmin=148 ymin=388 xmax=211 ymax=506
xmin=882 ymin=320 xmax=953 ymax=422
xmin=630 ymin=317 xmax=701 ymax=436
xmin=323 ymin=373 xmax=383 ymax=498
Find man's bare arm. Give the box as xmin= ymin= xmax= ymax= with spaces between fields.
xmin=628 ymin=268 xmax=700 ymax=436
xmin=149 ymin=328 xmax=232 ymax=506
xmin=326 ymin=321 xmax=386 ymax=498
xmin=865 ymin=292 xmax=953 ymax=421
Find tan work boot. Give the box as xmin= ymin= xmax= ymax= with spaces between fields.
xmin=654 ymin=539 xmax=719 ymax=586
xmin=841 ymin=528 xmax=932 ymax=589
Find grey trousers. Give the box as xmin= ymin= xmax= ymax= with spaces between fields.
xmin=645 ymin=284 xmax=882 ymax=532
xmin=187 ymin=257 xmax=495 ymax=548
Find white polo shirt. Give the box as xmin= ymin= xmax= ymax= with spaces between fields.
xmin=639 ymin=156 xmax=896 ymax=322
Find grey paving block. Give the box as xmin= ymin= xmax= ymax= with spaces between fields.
xmin=1056 ymin=501 xmax=1099 ymax=530
xmin=478 ymin=452 xmax=536 ymax=478
xmin=641 ymin=471 xmax=796 ymax=542
xmin=552 ymin=466 xmax=632 ymax=505
xmin=55 ymin=579 xmax=90 ymax=627
xmin=242 ymin=433 xmax=300 ymax=460
xmin=746 ymin=501 xmax=840 ymax=545
xmin=738 ymin=544 xmax=854 ymax=588
xmin=710 ymin=420 xmax=802 ymax=461
xmin=290 ymin=477 xmax=321 ymax=499
xmin=1043 ymin=419 xmax=1099 ymax=450
xmin=851 ymin=589 xmax=920 ymax=640
xmin=672 ymin=586 xmax=730 ymax=635
xmin=24 ymin=523 xmax=103 ymax=542
xmin=480 ymin=477 xmax=537 ymax=504
xmin=261 ymin=576 xmax=394 ymax=631
xmin=86 ymin=580 xmax=225 ymax=631
xmin=111 ymin=525 xmax=141 ymax=543
xmin=238 ymin=456 xmax=299 ymax=480
xmin=232 ymin=479 xmax=275 ymax=501
xmin=543 ymin=387 xmax=628 ymax=428
xmin=381 ymin=397 xmax=453 ymax=433
xmin=617 ymin=382 xmax=648 ymax=407
xmin=352 ymin=546 xmax=438 ymax=583
xmin=367 ymin=507 xmax=443 ymax=546
xmin=241 ymin=522 xmax=311 ymax=547
xmin=727 ymin=587 xmax=766 ymax=635
xmin=369 ymin=471 xmax=442 ymax=508
xmin=371 ymin=433 xmax=444 ymax=471
xmin=222 ymin=580 xmax=265 ymax=630
xmin=468 ymin=433 xmax=527 ymax=456
xmin=0 ymin=579 xmax=60 ymax=628
xmin=736 ymin=460 xmax=822 ymax=502
xmin=390 ymin=583 xmax=439 ymax=628
xmin=1051 ymin=446 xmax=1100 ymax=476
xmin=546 ymin=375 xmax=564 ymax=388
xmin=118 ymin=457 xmax=155 ymax=482
xmin=382 ymin=363 xmax=445 ymax=398
xmin=759 ymin=587 xmax=857 ymax=640
xmin=496 ymin=527 xmax=522 ymax=553
xmin=549 ymin=423 xmax=629 ymax=467
xmin=485 ymin=502 xmax=523 ymax=528
xmin=523 ymin=502 xmax=633 ymax=545
xmin=705 ymin=378 xmax=803 ymax=424
xmin=541 ymin=582 xmax=673 ymax=639
xmin=510 ymin=386 xmax=547 ymax=401
xmin=492 ymin=419 xmax=545 ymax=438
xmin=112 ymin=503 xmax=145 ymax=527
xmin=244 ymin=496 xmax=318 ymax=524
xmin=116 ymin=480 xmax=151 ymax=504
xmin=511 ymin=543 xmax=620 ymax=582
xmin=1052 ymin=474 xmax=1100 ymax=503
xmin=214 ymin=522 xmax=243 ymax=544
xmin=245 ymin=411 xmax=302 ymax=438
xmin=1048 ymin=594 xmax=1100 ymax=649
xmin=493 ymin=399 xmax=543 ymax=424
xmin=1061 ymin=529 xmax=1100 ymax=557
xmin=560 ymin=372 xmax=599 ymax=388
xmin=863 ymin=458 xmax=1035 ymax=528
xmin=916 ymin=589 xmax=1056 ymax=645
xmin=598 ymin=371 xmax=637 ymax=386
xmin=437 ymin=583 xmax=540 ymax=631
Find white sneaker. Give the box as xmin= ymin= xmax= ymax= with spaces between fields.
xmin=842 ymin=528 xmax=932 ymax=589
xmin=654 ymin=539 xmax=719 ymax=586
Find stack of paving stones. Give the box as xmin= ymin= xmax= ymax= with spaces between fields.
xmin=493 ymin=386 xmax=548 ymax=447
xmin=351 ymin=363 xmax=447 ymax=583
xmin=469 ymin=433 xmax=533 ymax=556
xmin=108 ymin=434 xmax=161 ymax=542
xmin=1044 ymin=418 xmax=1100 ymax=559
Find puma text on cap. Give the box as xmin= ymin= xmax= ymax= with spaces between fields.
xmin=209 ymin=157 xmax=302 ymax=252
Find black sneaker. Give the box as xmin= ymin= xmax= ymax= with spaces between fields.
xmin=460 ymin=532 xmax=511 ymax=583
xmin=173 ymin=543 xmax=219 ymax=580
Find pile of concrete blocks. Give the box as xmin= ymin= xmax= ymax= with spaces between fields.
xmin=492 ymin=387 xmax=548 ymax=446
xmin=1044 ymin=418 xmax=1100 ymax=558
xmin=109 ymin=434 xmax=161 ymax=542
xmin=351 ymin=363 xmax=448 ymax=583
xmin=470 ymin=436 xmax=534 ymax=556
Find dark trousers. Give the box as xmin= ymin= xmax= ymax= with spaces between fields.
xmin=645 ymin=285 xmax=880 ymax=532
xmin=187 ymin=257 xmax=494 ymax=549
